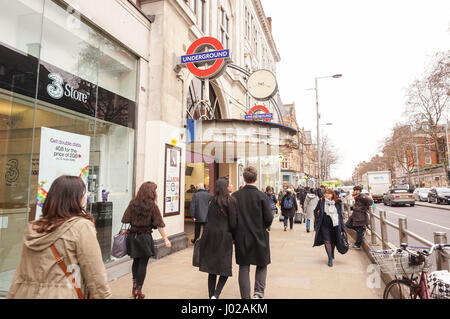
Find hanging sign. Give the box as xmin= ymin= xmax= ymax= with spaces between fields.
xmin=181 ymin=37 xmax=230 ymax=79
xmin=245 ymin=105 xmax=273 ymax=122
xmin=36 ymin=127 xmax=90 ymax=220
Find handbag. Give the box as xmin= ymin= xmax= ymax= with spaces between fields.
xmin=192 ymin=238 xmax=202 ymax=267
xmin=111 ymin=224 xmax=129 ymax=259
xmin=337 ymin=231 xmax=349 ymax=255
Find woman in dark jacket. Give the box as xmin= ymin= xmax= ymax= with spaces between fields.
xmin=280 ymin=188 xmax=298 ymax=231
xmin=265 ymin=186 xmax=278 ymax=216
xmin=122 ymin=182 xmax=172 ymax=299
xmin=199 ymin=178 xmax=238 ymax=299
xmin=313 ymin=189 xmax=345 ymax=267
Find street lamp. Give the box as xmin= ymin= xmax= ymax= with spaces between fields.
xmin=312 ymin=74 xmax=342 ymax=186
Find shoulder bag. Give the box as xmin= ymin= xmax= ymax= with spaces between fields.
xmin=111 ymin=224 xmax=130 ymax=259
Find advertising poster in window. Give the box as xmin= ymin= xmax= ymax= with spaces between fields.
xmin=36 ymin=127 xmax=90 ymax=220
xmin=164 ymin=144 xmax=181 ymax=217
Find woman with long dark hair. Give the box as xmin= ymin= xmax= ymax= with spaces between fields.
xmin=198 ymin=178 xmax=238 ymax=299
xmin=122 ymin=182 xmax=172 ymax=299
xmin=8 ymin=176 xmax=111 ymax=299
xmin=313 ymin=189 xmax=345 ymax=267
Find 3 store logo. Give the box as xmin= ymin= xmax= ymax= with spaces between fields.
xmin=47 ymin=73 xmax=90 ymax=103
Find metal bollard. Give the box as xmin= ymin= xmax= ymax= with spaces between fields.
xmin=399 ymin=218 xmax=408 ymax=246
xmin=380 ymin=210 xmax=389 ymax=250
xmin=434 ymin=232 xmax=449 ymax=271
xmin=369 ymin=206 xmax=377 ymax=245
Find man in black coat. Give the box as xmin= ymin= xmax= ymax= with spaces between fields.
xmin=346 ymin=185 xmax=373 ymax=249
xmin=232 ymin=167 xmax=273 ymax=299
xmin=190 ymin=183 xmax=212 ymax=244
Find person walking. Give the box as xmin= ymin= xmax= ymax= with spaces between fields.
xmin=199 ymin=178 xmax=238 ymax=299
xmin=8 ymin=176 xmax=112 ymax=299
xmin=190 ymin=183 xmax=212 ymax=244
xmin=265 ymin=186 xmax=278 ymax=217
xmin=280 ymin=188 xmax=298 ymax=231
xmin=122 ymin=182 xmax=172 ymax=299
xmin=233 ymin=167 xmax=273 ymax=299
xmin=346 ymin=186 xmax=373 ymax=249
xmin=303 ymin=189 xmax=319 ymax=233
xmin=313 ymin=189 xmax=345 ymax=267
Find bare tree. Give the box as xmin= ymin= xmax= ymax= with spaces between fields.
xmin=405 ymin=50 xmax=450 ymax=184
xmin=319 ymin=134 xmax=339 ymax=181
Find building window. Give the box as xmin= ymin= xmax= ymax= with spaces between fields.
xmin=245 ymin=7 xmax=250 ymax=40
xmin=425 ymin=155 xmax=432 ymax=165
xmin=252 ymin=24 xmax=258 ymax=57
xmin=219 ymin=7 xmax=230 ymax=49
xmin=200 ymin=0 xmax=206 ymax=32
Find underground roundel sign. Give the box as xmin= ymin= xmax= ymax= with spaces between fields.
xmin=181 ymin=37 xmax=230 ymax=79
xmin=245 ymin=105 xmax=273 ymax=122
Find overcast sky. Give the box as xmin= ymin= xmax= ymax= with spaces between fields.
xmin=261 ymin=0 xmax=450 ymax=181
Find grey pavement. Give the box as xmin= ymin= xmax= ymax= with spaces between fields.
xmin=415 ymin=201 xmax=450 ymax=211
xmin=109 ymin=215 xmax=383 ymax=299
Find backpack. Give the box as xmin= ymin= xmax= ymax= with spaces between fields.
xmin=283 ymin=196 xmax=294 ymax=210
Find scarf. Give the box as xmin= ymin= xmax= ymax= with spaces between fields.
xmin=324 ymin=199 xmax=339 ymax=227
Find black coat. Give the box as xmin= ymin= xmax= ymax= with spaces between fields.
xmin=349 ymin=194 xmax=373 ymax=227
xmin=313 ymin=199 xmax=345 ymax=247
xmin=199 ymin=200 xmax=237 ymax=277
xmin=232 ymin=185 xmax=273 ymax=267
xmin=280 ymin=193 xmax=298 ymax=218
xmin=190 ymin=190 xmax=212 ymax=223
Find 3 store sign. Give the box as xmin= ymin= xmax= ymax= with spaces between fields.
xmin=181 ymin=37 xmax=230 ymax=79
xmin=47 ymin=73 xmax=90 ymax=103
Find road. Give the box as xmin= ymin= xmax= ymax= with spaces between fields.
xmin=372 ymin=203 xmax=450 ymax=249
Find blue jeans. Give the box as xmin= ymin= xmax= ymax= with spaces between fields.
xmin=306 ymin=219 xmax=311 ymax=231
xmin=284 ymin=217 xmax=293 ymax=229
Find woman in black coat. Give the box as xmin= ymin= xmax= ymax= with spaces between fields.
xmin=313 ymin=189 xmax=345 ymax=268
xmin=280 ymin=188 xmax=298 ymax=231
xmin=199 ymin=178 xmax=238 ymax=299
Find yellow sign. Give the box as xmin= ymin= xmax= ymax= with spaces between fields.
xmin=171 ymin=139 xmax=177 ymax=146
xmin=278 ymin=155 xmax=285 ymax=162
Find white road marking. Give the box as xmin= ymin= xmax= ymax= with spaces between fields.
xmin=386 ymin=211 xmax=406 ymax=218
xmin=415 ymin=219 xmax=450 ymax=231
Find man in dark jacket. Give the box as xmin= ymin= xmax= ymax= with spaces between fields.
xmin=190 ymin=183 xmax=212 ymax=244
xmin=346 ymin=185 xmax=373 ymax=249
xmin=233 ymin=167 xmax=273 ymax=299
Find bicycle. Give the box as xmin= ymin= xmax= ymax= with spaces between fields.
xmin=370 ymin=243 xmax=450 ymax=299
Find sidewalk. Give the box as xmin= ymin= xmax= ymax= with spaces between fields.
xmin=109 ymin=216 xmax=383 ymax=299
xmin=415 ymin=201 xmax=450 ymax=211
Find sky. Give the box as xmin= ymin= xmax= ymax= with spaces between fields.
xmin=260 ymin=0 xmax=450 ymax=181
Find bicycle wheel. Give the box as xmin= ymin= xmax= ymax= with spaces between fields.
xmin=383 ymin=279 xmax=417 ymax=299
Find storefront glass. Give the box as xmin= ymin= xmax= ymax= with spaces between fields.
xmin=0 ymin=0 xmax=138 ymax=295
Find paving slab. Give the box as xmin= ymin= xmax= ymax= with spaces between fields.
xmin=109 ymin=216 xmax=384 ymax=299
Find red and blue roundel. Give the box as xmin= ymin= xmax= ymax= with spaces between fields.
xmin=245 ymin=105 xmax=273 ymax=122
xmin=182 ymin=37 xmax=230 ymax=79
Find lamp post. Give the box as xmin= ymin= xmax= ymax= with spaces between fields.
xmin=313 ymin=74 xmax=342 ymax=186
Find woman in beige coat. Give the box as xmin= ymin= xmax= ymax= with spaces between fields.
xmin=7 ymin=175 xmax=112 ymax=299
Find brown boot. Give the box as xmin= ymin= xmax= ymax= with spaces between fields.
xmin=134 ymin=286 xmax=145 ymax=299
xmin=132 ymin=279 xmax=137 ymax=297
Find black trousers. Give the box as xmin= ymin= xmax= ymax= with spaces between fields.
xmin=194 ymin=222 xmax=206 ymax=241
xmin=132 ymin=257 xmax=150 ymax=287
xmin=208 ymin=274 xmax=228 ymax=298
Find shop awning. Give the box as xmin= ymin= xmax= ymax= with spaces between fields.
xmin=186 ymin=119 xmax=298 ymax=163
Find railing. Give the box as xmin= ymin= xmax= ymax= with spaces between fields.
xmin=361 ymin=206 xmax=450 ymax=271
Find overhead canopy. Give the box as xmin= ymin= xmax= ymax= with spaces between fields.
xmin=186 ymin=119 xmax=298 ymax=163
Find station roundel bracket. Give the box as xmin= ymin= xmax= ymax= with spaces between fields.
xmin=186 ymin=37 xmax=227 ymax=79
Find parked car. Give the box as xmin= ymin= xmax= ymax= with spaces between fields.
xmin=383 ymin=189 xmax=415 ymax=207
xmin=413 ymin=188 xmax=430 ymax=202
xmin=427 ymin=187 xmax=450 ymax=205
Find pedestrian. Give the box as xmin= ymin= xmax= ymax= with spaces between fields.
xmin=303 ymin=188 xmax=319 ymax=233
xmin=190 ymin=183 xmax=212 ymax=244
xmin=313 ymin=189 xmax=345 ymax=267
xmin=233 ymin=167 xmax=273 ymax=299
xmin=317 ymin=185 xmax=326 ymax=199
xmin=300 ymin=187 xmax=309 ymax=208
xmin=121 ymin=182 xmax=172 ymax=299
xmin=278 ymin=187 xmax=286 ymax=204
xmin=7 ymin=176 xmax=112 ymax=299
xmin=280 ymin=188 xmax=298 ymax=231
xmin=346 ymin=186 xmax=373 ymax=249
xmin=199 ymin=178 xmax=238 ymax=299
xmin=265 ymin=186 xmax=278 ymax=217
